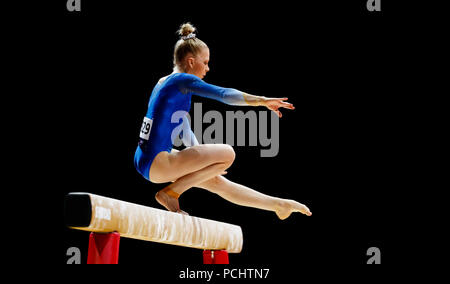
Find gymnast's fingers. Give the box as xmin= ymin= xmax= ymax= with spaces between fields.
xmin=274 ymin=109 xmax=282 ymax=118
xmin=274 ymin=98 xmax=294 ymax=109
xmin=281 ymin=101 xmax=295 ymax=109
xmin=302 ymin=205 xmax=312 ymax=216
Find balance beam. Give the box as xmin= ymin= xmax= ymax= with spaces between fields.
xmin=64 ymin=192 xmax=243 ymax=254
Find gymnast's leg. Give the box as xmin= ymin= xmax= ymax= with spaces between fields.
xmin=196 ymin=176 xmax=312 ymax=220
xmin=149 ymin=144 xmax=235 ymax=213
xmin=150 ymin=145 xmax=311 ymax=219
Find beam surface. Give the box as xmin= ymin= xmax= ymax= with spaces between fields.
xmin=65 ymin=192 xmax=243 ymax=253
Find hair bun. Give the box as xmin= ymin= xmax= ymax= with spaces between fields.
xmin=178 ymin=22 xmax=196 ymax=37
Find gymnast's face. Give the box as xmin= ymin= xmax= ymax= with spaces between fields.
xmin=186 ymin=47 xmax=210 ymax=79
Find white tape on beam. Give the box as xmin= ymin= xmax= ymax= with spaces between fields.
xmin=68 ymin=193 xmax=243 ymax=253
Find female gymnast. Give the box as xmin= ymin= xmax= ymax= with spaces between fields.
xmin=134 ymin=23 xmax=311 ymax=219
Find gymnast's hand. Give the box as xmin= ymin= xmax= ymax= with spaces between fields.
xmin=263 ymin=97 xmax=295 ymax=118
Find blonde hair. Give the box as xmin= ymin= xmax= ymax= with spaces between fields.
xmin=173 ymin=23 xmax=208 ymax=72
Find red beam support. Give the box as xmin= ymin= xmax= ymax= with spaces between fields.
xmin=203 ymin=250 xmax=229 ymax=264
xmin=87 ymin=232 xmax=120 ymax=264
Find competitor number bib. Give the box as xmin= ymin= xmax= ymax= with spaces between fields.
xmin=139 ymin=117 xmax=153 ymax=140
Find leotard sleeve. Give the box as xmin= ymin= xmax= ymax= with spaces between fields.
xmin=181 ymin=75 xmax=250 ymax=106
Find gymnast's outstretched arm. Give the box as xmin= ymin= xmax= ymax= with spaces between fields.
xmin=182 ymin=76 xmax=295 ymax=117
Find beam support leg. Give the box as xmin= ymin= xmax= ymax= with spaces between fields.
xmin=203 ymin=250 xmax=229 ymax=264
xmin=87 ymin=232 xmax=120 ymax=264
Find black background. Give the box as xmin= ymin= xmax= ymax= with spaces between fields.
xmin=21 ymin=0 xmax=425 ymax=276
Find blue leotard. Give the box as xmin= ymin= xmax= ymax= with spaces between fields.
xmin=134 ymin=72 xmax=248 ymax=181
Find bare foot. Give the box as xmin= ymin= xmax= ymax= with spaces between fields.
xmin=275 ymin=199 xmax=312 ymax=220
xmin=155 ymin=190 xmax=189 ymax=215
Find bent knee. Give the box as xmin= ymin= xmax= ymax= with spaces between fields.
xmin=200 ymin=144 xmax=235 ymax=165
xmin=221 ymin=144 xmax=235 ymax=164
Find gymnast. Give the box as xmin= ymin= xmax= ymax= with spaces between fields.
xmin=134 ymin=23 xmax=311 ymax=219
